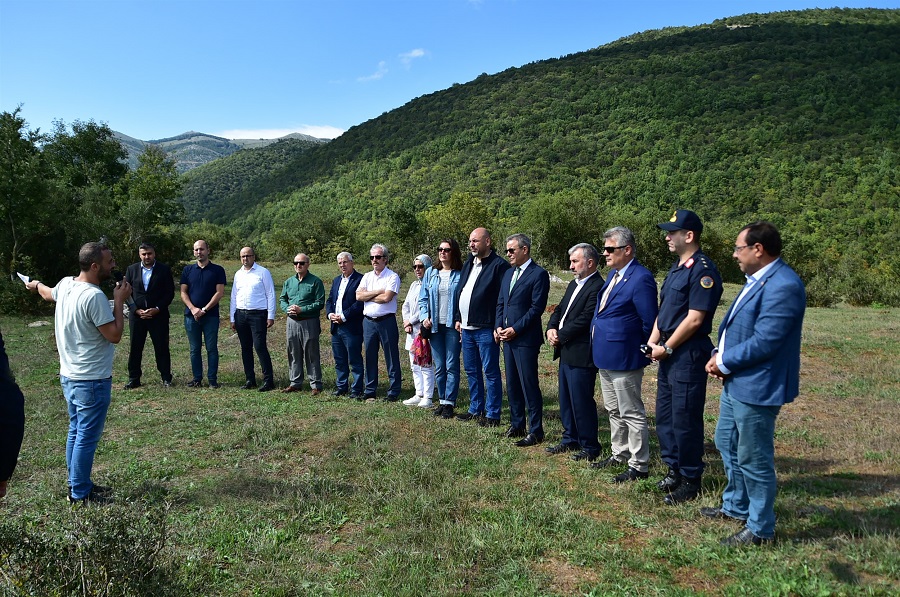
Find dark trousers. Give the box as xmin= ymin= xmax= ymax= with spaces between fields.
xmin=1 ymin=331 xmax=25 ymax=482
xmin=332 ymin=325 xmax=364 ymax=394
xmin=558 ymin=363 xmax=600 ymax=454
xmin=127 ymin=316 xmax=172 ymax=383
xmin=234 ymin=309 xmax=273 ymax=386
xmin=655 ymin=337 xmax=712 ymax=480
xmin=503 ymin=341 xmax=544 ymax=437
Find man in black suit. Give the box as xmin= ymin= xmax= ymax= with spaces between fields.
xmin=326 ymin=251 xmax=365 ymax=399
xmin=496 ymin=233 xmax=550 ymax=447
xmin=545 ymin=243 xmax=604 ymax=461
xmin=124 ymin=242 xmax=174 ymax=388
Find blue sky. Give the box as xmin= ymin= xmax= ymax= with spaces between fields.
xmin=1 ymin=0 xmax=897 ymax=140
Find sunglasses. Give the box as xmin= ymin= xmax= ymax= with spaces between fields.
xmin=413 ymin=264 xmax=425 ymax=270
xmin=370 ymin=255 xmax=385 ymax=261
xmin=603 ymin=246 xmax=627 ymax=254
xmin=505 ymin=247 xmax=518 ymax=254
xmin=437 ymin=247 xmax=452 ymax=253
xmin=293 ymin=261 xmax=308 ymax=266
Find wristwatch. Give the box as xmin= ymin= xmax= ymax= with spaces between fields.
xmin=661 ymin=343 xmax=673 ymax=355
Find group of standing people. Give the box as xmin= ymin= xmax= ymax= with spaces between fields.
xmin=10 ymin=211 xmax=806 ymax=547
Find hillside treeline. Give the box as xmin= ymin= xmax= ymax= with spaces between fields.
xmin=182 ymin=8 xmax=898 ymax=306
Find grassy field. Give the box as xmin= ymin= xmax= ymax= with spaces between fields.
xmin=1 ymin=260 xmax=898 ymax=596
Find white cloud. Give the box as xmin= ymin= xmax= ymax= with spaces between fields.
xmin=216 ymin=126 xmax=345 ymax=140
xmin=399 ymin=48 xmax=426 ymax=68
xmin=357 ymin=61 xmax=388 ymax=82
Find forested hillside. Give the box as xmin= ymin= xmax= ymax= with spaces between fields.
xmin=191 ymin=8 xmax=898 ymax=306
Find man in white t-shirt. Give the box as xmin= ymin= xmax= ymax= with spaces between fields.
xmin=27 ymin=241 xmax=131 ymax=505
xmin=356 ymin=243 xmax=402 ymax=400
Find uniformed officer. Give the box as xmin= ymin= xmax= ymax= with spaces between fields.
xmin=646 ymin=209 xmax=723 ymax=505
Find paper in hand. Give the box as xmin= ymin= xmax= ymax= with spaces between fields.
xmin=16 ymin=272 xmax=30 ymax=284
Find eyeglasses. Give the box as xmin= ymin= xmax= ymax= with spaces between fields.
xmin=505 ymin=247 xmax=518 ymax=254
xmin=437 ymin=247 xmax=452 ymax=253
xmin=293 ymin=261 xmax=308 ymax=266
xmin=370 ymin=255 xmax=384 ymax=261
xmin=733 ymin=244 xmax=757 ymax=252
xmin=603 ymin=246 xmax=627 ymax=254
xmin=413 ymin=264 xmax=425 ymax=270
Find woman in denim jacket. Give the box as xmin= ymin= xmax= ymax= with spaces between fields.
xmin=419 ymin=239 xmax=463 ymax=418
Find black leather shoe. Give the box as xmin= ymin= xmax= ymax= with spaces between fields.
xmin=241 ymin=381 xmax=257 ymax=390
xmin=700 ymin=507 xmax=746 ymax=523
xmin=332 ymin=389 xmax=348 ymax=396
xmin=571 ymin=449 xmax=599 ymax=462
xmin=657 ymin=468 xmax=682 ymax=492
xmin=664 ymin=479 xmax=701 ymax=505
xmin=162 ymin=380 xmax=173 ymax=388
xmin=351 ymin=393 xmax=364 ymax=401
xmin=504 ymin=426 xmax=526 ymax=438
xmin=123 ymin=380 xmax=141 ymax=390
xmin=720 ymin=527 xmax=773 ymax=546
xmin=258 ymin=383 xmax=275 ymax=392
xmin=209 ymin=382 xmax=221 ymax=389
xmin=613 ymin=467 xmax=650 ymax=483
xmin=455 ymin=412 xmax=479 ymax=421
xmin=440 ymin=406 xmax=456 ymax=419
xmin=187 ymin=380 xmax=203 ymax=388
xmin=545 ymin=442 xmax=579 ymax=455
xmin=515 ymin=433 xmax=543 ymax=447
xmin=479 ymin=417 xmax=500 ymax=428
xmin=432 ymin=404 xmax=446 ymax=417
xmin=590 ymin=456 xmax=626 ymax=470
xmin=384 ymin=394 xmax=400 ymax=402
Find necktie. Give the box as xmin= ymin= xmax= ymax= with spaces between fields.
xmin=509 ymin=267 xmax=521 ymax=295
xmin=597 ymin=272 xmax=619 ymax=313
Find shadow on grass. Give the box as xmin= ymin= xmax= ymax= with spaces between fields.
xmin=781 ymin=467 xmax=900 ymax=497
xmin=173 ymin=472 xmax=358 ymax=506
xmin=789 ymin=503 xmax=900 ymax=540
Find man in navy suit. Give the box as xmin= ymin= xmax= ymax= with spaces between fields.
xmin=496 ymin=233 xmax=550 ymax=447
xmin=124 ymin=243 xmax=174 ymax=388
xmin=326 ymin=251 xmax=365 ymax=399
xmin=704 ymin=221 xmax=805 ymax=546
xmin=546 ymin=243 xmax=604 ymax=461
xmin=590 ymin=227 xmax=659 ymax=481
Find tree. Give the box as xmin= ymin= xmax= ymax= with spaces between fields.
xmin=118 ymin=145 xmax=184 ymax=253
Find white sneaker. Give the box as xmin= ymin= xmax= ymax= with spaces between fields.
xmin=403 ymin=395 xmax=422 ymax=406
xmin=416 ymin=397 xmax=433 ymax=408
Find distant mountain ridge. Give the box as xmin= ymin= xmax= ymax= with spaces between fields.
xmin=113 ymin=130 xmax=327 ymax=173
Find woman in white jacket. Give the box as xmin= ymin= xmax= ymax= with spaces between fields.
xmin=402 ymin=254 xmax=435 ymax=407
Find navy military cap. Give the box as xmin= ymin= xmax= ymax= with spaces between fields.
xmin=658 ymin=209 xmax=703 ymax=234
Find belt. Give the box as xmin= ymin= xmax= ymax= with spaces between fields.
xmin=365 ymin=314 xmax=395 ymax=322
xmin=236 ymin=309 xmax=266 ymax=314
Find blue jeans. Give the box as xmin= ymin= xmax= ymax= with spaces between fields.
xmin=363 ymin=317 xmax=402 ymax=397
xmin=185 ymin=315 xmax=220 ymax=383
xmin=461 ymin=327 xmax=503 ymax=419
xmin=430 ymin=325 xmax=461 ymax=405
xmin=715 ymin=388 xmax=781 ymax=539
xmin=332 ymin=325 xmax=364 ymax=394
xmin=61 ymin=376 xmax=111 ymax=500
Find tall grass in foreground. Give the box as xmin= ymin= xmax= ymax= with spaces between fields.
xmin=0 ymin=262 xmax=897 ymax=595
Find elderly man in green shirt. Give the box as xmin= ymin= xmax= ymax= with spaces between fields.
xmin=280 ymin=253 xmax=326 ymax=394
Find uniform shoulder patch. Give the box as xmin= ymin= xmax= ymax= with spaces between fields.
xmin=700 ymin=275 xmax=715 ymax=289
xmin=684 ymin=258 xmax=695 ymax=268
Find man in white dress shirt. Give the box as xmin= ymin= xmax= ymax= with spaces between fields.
xmin=356 ymin=243 xmax=402 ymax=400
xmin=230 ymin=246 xmax=277 ymax=391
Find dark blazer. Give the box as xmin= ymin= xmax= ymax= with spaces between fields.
xmin=546 ymin=272 xmax=605 ymax=368
xmin=591 ymin=261 xmax=658 ymax=371
xmin=454 ymin=250 xmax=510 ymax=329
xmin=496 ymin=261 xmax=550 ymax=347
xmin=718 ymin=259 xmax=805 ymax=407
xmin=326 ymin=270 xmax=364 ymax=336
xmin=124 ymin=261 xmax=175 ymax=320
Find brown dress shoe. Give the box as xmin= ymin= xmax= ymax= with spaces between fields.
xmin=311 ymin=388 xmax=322 ymax=396
xmin=281 ymin=386 xmax=301 ymax=393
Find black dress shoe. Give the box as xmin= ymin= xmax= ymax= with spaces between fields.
xmin=613 ymin=467 xmax=650 ymax=483
xmin=657 ymin=468 xmax=682 ymax=492
xmin=384 ymin=394 xmax=400 ymax=402
xmin=700 ymin=507 xmax=746 ymax=523
xmin=720 ymin=527 xmax=773 ymax=546
xmin=545 ymin=442 xmax=579 ymax=455
xmin=258 ymin=383 xmax=275 ymax=392
xmin=432 ymin=404 xmax=446 ymax=417
xmin=208 ymin=382 xmax=221 ymax=389
xmin=332 ymin=389 xmax=348 ymax=396
xmin=479 ymin=417 xmax=501 ymax=428
xmin=455 ymin=412 xmax=479 ymax=421
xmin=590 ymin=456 xmax=626 ymax=470
xmin=123 ymin=380 xmax=141 ymax=390
xmin=664 ymin=478 xmax=701 ymax=505
xmin=187 ymin=380 xmax=203 ymax=388
xmin=571 ymin=449 xmax=599 ymax=462
xmin=515 ymin=433 xmax=543 ymax=447
xmin=241 ymin=381 xmax=257 ymax=390
xmin=504 ymin=426 xmax=526 ymax=438
xmin=351 ymin=393 xmax=364 ymax=401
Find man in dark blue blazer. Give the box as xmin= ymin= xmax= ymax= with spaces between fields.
xmin=326 ymin=251 xmax=365 ymax=398
xmin=546 ymin=243 xmax=604 ymax=461
xmin=590 ymin=227 xmax=659 ymax=481
xmin=496 ymin=233 xmax=550 ymax=447
xmin=705 ymin=221 xmax=805 ymax=546
xmin=124 ymin=242 xmax=174 ymax=388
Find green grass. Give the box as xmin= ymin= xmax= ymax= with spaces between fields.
xmin=1 ymin=260 xmax=898 ymax=595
